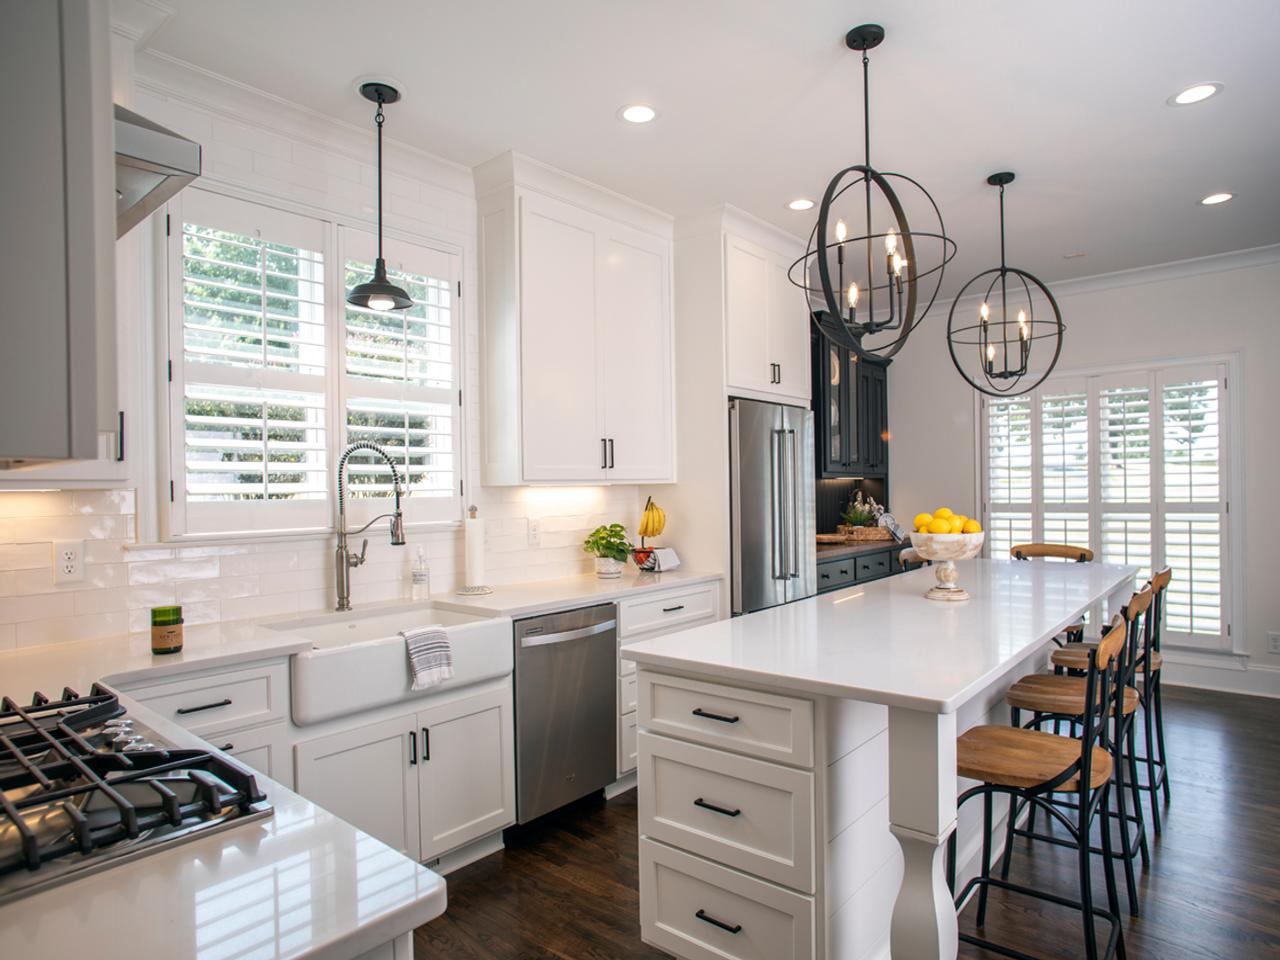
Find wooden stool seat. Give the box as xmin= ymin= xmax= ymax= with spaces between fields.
xmin=1052 ymin=643 xmax=1163 ymax=674
xmin=1007 ymin=673 xmax=1139 ymax=716
xmin=958 ymin=724 xmax=1113 ymax=791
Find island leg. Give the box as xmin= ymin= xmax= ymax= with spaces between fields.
xmin=888 ymin=705 xmax=959 ymax=960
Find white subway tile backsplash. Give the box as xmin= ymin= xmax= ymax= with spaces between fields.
xmin=127 ymin=557 xmax=220 ymax=585
xmin=177 ymin=576 xmax=260 ymax=602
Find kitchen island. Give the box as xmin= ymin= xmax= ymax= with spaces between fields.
xmin=623 ymin=558 xmax=1137 ymax=960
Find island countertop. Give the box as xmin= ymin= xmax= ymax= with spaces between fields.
xmin=622 ymin=558 xmax=1138 ymax=713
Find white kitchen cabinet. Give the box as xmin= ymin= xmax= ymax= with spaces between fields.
xmin=293 ymin=681 xmax=515 ymax=864
xmin=215 ymin=721 xmax=293 ymax=789
xmin=477 ymin=152 xmax=675 ymax=485
xmin=294 ymin=712 xmax=422 ymax=859
xmin=416 ymin=683 xmax=516 ymax=862
xmin=725 ymin=231 xmax=809 ymax=404
xmin=0 ymin=0 xmax=118 ymax=471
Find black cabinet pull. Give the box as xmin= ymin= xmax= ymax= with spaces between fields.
xmin=820 ymin=572 xmax=830 ymax=580
xmin=693 ymin=797 xmax=741 ymax=817
xmin=695 ymin=909 xmax=742 ymax=935
xmin=662 ymin=604 xmax=685 ymax=613
xmin=692 ymin=707 xmax=739 ymax=724
xmin=839 ymin=568 xmax=849 ymax=575
xmin=608 ymin=438 xmax=615 ymax=469
xmin=422 ymin=727 xmax=430 ymax=762
xmin=176 ymin=698 xmax=231 ymax=715
xmin=601 ymin=438 xmax=608 ymax=469
xmin=409 ymin=730 xmax=417 ymax=766
xmin=218 ymin=742 xmax=234 ymax=751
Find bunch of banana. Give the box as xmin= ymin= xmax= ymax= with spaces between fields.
xmin=638 ymin=496 xmax=666 ymax=545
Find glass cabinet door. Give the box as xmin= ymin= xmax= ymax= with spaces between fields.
xmin=847 ymin=352 xmax=860 ymax=469
xmin=827 ymin=341 xmax=843 ymax=467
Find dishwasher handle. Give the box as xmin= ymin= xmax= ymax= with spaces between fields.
xmin=519 ymin=619 xmax=615 ymax=648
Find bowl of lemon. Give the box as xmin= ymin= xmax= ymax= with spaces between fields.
xmin=908 ymin=508 xmax=985 ymax=602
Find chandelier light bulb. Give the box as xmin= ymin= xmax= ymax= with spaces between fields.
xmin=980 ymin=301 xmax=990 ymax=321
xmin=986 ymin=343 xmax=995 ymax=362
xmin=1017 ymin=310 xmax=1029 ymax=339
xmin=884 ymin=229 xmax=897 ymax=255
xmin=367 ymin=295 xmax=395 ymax=311
xmin=892 ymin=252 xmax=904 ymax=276
xmin=847 ymin=281 xmax=860 ymax=308
xmin=835 ymin=219 xmax=848 ymax=242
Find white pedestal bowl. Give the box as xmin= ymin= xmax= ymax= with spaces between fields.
xmin=909 ymin=531 xmax=986 ymax=601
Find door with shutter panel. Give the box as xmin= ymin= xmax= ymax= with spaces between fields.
xmin=599 ymin=223 xmax=673 ymax=481
xmin=519 ymin=192 xmax=604 ymax=480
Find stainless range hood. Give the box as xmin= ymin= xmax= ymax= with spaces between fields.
xmin=114 ymin=104 xmax=201 ymax=237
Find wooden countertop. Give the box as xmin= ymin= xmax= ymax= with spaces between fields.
xmin=817 ymin=539 xmax=908 ymax=560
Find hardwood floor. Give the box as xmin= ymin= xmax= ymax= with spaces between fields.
xmin=415 ymin=686 xmax=1280 ymax=960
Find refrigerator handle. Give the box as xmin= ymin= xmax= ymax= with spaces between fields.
xmin=770 ymin=428 xmax=784 ymax=581
xmin=787 ymin=428 xmax=800 ymax=579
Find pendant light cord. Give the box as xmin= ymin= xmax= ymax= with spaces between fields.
xmin=862 ymin=48 xmax=874 ymax=323
xmin=375 ymin=98 xmax=385 ymax=262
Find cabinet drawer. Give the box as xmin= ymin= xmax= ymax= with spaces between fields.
xmin=640 ymin=838 xmax=815 ymax=960
xmin=639 ymin=733 xmax=814 ymax=891
xmin=211 ymin=721 xmax=292 ymax=789
xmin=619 ymin=583 xmax=718 ymax=639
xmin=620 ymin=674 xmax=638 ymax=715
xmin=620 ymin=712 xmax=638 ymax=776
xmin=855 ymin=552 xmax=892 ymax=582
xmin=638 ymin=671 xmax=813 ymax=768
xmin=619 ymin=645 xmax=637 ymax=677
xmin=125 ymin=661 xmax=288 ymax=735
xmin=817 ymin=558 xmax=857 ymax=591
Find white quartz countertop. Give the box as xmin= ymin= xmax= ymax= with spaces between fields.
xmin=623 ymin=559 xmax=1137 ymax=713
xmin=437 ymin=568 xmax=722 ymax=619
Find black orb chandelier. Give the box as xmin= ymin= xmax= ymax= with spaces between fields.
xmin=347 ymin=81 xmax=413 ymax=312
xmin=946 ymin=172 xmax=1064 ymax=396
xmin=789 ymin=23 xmax=957 ymax=361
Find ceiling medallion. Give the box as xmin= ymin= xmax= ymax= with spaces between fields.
xmin=946 ymin=172 xmax=1064 ymax=397
xmin=789 ymin=24 xmax=957 ymax=361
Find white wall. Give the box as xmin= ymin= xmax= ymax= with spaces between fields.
xmin=889 ymin=251 xmax=1280 ymax=693
xmin=0 ymin=46 xmax=640 ymax=650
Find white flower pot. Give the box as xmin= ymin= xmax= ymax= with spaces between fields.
xmin=594 ymin=557 xmax=623 ymax=579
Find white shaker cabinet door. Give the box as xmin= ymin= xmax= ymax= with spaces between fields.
xmin=769 ymin=253 xmax=811 ymax=403
xmin=416 ymin=684 xmax=516 ymax=862
xmin=724 ymin=234 xmax=773 ymax=396
xmin=519 ymin=192 xmax=606 ymax=481
xmin=599 ymin=223 xmax=674 ymax=482
xmin=294 ymin=713 xmax=421 ymax=860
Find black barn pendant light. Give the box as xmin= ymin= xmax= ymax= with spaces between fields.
xmin=348 ymin=82 xmax=413 ymax=312
xmin=789 ymin=23 xmax=957 ymax=361
xmin=946 ymin=172 xmax=1064 ymax=397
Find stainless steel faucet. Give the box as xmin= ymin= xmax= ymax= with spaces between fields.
xmin=335 ymin=441 xmax=406 ymax=611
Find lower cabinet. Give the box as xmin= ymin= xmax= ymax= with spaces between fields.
xmin=815 ymin=546 xmax=908 ymax=594
xmin=294 ymin=680 xmax=515 ymax=863
xmin=215 ymin=722 xmax=292 ymax=789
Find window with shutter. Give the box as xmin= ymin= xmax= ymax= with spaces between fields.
xmin=980 ymin=360 xmax=1233 ymax=651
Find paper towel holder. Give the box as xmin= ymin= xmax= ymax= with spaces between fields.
xmin=456 ymin=503 xmax=494 ymax=597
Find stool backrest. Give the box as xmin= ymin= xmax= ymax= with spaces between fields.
xmin=1120 ymin=585 xmax=1154 ymax=687
xmin=1071 ymin=615 xmax=1128 ymax=785
xmin=1148 ymin=567 xmax=1172 ymax=653
xmin=1010 ymin=543 xmax=1094 ymax=563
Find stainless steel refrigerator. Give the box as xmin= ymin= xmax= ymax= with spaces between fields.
xmin=729 ymin=397 xmax=817 ymax=615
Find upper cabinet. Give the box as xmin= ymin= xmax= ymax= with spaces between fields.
xmin=724 ymin=229 xmax=810 ymax=405
xmin=812 ymin=331 xmax=889 ymax=478
xmin=478 ymin=153 xmax=675 ymax=485
xmin=0 ymin=0 xmax=118 ymax=474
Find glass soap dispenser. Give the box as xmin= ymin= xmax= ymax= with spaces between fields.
xmin=411 ymin=545 xmax=431 ymax=601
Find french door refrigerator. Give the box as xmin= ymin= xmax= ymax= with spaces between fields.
xmin=729 ymin=397 xmax=817 ymax=615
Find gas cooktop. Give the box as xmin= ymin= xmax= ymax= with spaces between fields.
xmin=0 ymin=683 xmax=272 ymax=906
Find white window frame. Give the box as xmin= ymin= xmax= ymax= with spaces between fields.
xmin=976 ymin=353 xmax=1243 ymax=654
xmin=159 ymin=184 xmax=466 ymax=542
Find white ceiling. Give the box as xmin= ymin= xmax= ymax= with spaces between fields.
xmin=142 ymin=0 xmax=1280 ymax=293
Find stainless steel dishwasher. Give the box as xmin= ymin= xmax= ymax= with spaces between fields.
xmin=513 ymin=602 xmax=618 ymax=823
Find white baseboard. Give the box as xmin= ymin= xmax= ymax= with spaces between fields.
xmin=605 ymin=771 xmax=637 ymax=799
xmin=426 ymin=829 xmax=505 ymax=875
xmin=1160 ymin=656 xmax=1280 ymax=699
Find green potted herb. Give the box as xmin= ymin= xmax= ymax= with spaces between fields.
xmin=839 ymin=491 xmax=892 ymax=541
xmin=583 ymin=523 xmax=633 ymax=579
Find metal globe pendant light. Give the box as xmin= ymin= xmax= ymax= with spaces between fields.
xmin=347 ymin=82 xmax=413 ymax=312
xmin=946 ymin=172 xmax=1064 ymax=397
xmin=789 ymin=24 xmax=957 ymax=361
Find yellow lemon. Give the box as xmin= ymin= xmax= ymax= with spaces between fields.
xmin=933 ymin=507 xmax=954 ymax=520
xmin=963 ymin=519 xmax=983 ymax=534
xmin=912 ymin=512 xmax=933 ymax=530
xmin=927 ymin=517 xmax=953 ymax=534
xmin=955 ymin=514 xmax=968 ymax=525
xmin=949 ymin=517 xmax=965 ymax=533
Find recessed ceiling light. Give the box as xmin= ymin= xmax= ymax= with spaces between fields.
xmin=619 ymin=104 xmax=656 ymax=124
xmin=1200 ymin=192 xmax=1233 ymax=205
xmin=788 ymin=198 xmax=815 ymax=211
xmin=1168 ymin=82 xmax=1223 ymax=106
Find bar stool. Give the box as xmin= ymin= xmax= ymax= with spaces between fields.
xmin=1004 ymin=587 xmax=1153 ymax=916
xmin=948 ymin=616 xmax=1129 ymax=960
xmin=1010 ymin=543 xmax=1094 ymax=643
xmin=1052 ymin=568 xmax=1173 ymax=833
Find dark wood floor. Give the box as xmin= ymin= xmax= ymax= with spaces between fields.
xmin=415 ymin=686 xmax=1280 ymax=960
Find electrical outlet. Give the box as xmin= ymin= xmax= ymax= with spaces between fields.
xmin=1269 ymin=632 xmax=1280 ymax=655
xmin=53 ymin=540 xmax=84 ymax=584
xmin=528 ymin=519 xmax=542 ymax=547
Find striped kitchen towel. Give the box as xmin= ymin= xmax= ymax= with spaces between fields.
xmin=402 ymin=626 xmax=454 ymax=691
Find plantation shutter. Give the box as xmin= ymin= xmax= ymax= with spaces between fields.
xmin=1097 ymin=376 xmax=1153 ymax=581
xmin=170 ymin=189 xmax=329 ymax=535
xmin=984 ymin=395 xmax=1034 ymax=558
xmin=1039 ymin=384 xmax=1090 ymax=558
xmin=340 ymin=228 xmax=462 ymax=525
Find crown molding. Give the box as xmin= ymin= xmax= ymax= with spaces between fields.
xmin=133 ymin=49 xmax=475 ymax=200
xmin=109 ymin=0 xmax=173 ymax=43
